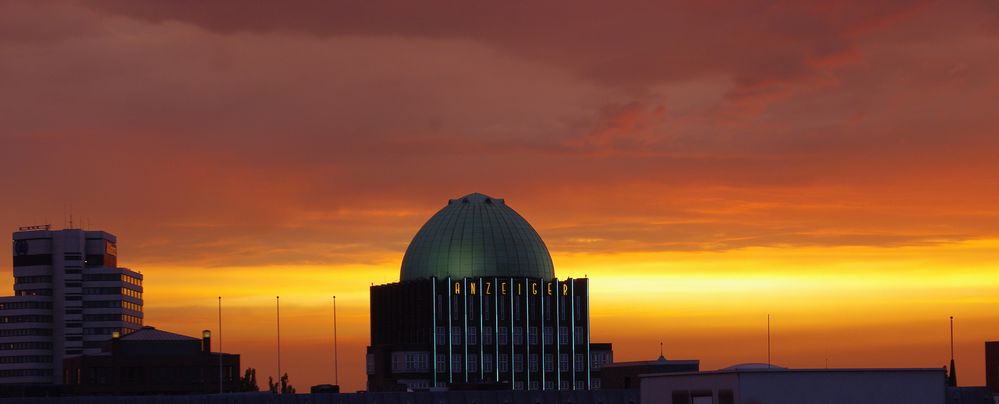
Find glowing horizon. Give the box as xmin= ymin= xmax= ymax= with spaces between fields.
xmin=44 ymin=237 xmax=989 ymax=391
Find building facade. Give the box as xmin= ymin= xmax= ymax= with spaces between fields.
xmin=0 ymin=226 xmax=143 ymax=384
xmin=367 ymin=193 xmax=611 ymax=392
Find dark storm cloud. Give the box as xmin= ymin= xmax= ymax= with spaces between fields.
xmin=0 ymin=1 xmax=998 ymax=268
xmin=83 ymin=0 xmax=930 ymax=89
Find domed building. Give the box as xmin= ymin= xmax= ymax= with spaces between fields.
xmin=367 ymin=193 xmax=612 ymax=392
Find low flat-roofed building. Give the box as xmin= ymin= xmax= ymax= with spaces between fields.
xmin=641 ymin=364 xmax=946 ymax=404
xmin=600 ymin=353 xmax=698 ymax=390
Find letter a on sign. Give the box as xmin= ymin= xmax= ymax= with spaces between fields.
xmin=454 ymin=282 xmax=461 ymax=295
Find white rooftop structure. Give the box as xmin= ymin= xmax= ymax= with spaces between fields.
xmin=641 ymin=366 xmax=947 ymax=404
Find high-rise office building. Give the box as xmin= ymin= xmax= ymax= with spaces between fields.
xmin=367 ymin=193 xmax=612 ymax=391
xmin=0 ymin=226 xmax=143 ymax=384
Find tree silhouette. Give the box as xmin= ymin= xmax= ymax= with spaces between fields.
xmin=280 ymin=373 xmax=296 ymax=394
xmin=267 ymin=373 xmax=295 ymax=394
xmin=239 ymin=368 xmax=259 ymax=392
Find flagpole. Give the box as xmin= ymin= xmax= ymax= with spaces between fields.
xmin=334 ymin=295 xmax=339 ymax=386
xmin=219 ymin=296 xmax=223 ymax=394
xmin=277 ymin=296 xmax=282 ymax=384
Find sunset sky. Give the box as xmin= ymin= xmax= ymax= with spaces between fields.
xmin=2 ymin=0 xmax=999 ymax=391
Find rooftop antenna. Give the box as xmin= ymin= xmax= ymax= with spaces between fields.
xmin=658 ymin=341 xmax=665 ymax=360
xmin=950 ymin=316 xmax=955 ymax=361
xmin=948 ymin=316 xmax=957 ymax=386
xmin=767 ymin=314 xmax=772 ymax=368
xmin=333 ymin=296 xmax=339 ymax=386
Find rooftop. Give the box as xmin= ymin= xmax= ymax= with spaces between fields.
xmin=119 ymin=326 xmax=199 ymax=342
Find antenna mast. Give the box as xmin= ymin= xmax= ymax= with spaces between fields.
xmin=948 ymin=316 xmax=958 ymax=386
xmin=950 ymin=316 xmax=954 ymax=361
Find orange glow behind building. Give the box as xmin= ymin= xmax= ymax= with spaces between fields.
xmin=42 ymin=238 xmax=988 ymax=392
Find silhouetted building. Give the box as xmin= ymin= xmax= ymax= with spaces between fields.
xmin=367 ymin=193 xmax=611 ymax=391
xmin=0 ymin=226 xmax=143 ymax=385
xmin=641 ymin=365 xmax=947 ymax=404
xmin=987 ymin=341 xmax=999 ymax=395
xmin=63 ymin=326 xmax=239 ymax=395
xmin=946 ymin=386 xmax=994 ymax=404
xmin=600 ymin=353 xmax=699 ymax=390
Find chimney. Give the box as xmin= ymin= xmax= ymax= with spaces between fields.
xmin=202 ymin=330 xmax=212 ymax=354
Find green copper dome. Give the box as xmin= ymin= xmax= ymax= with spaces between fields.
xmin=400 ymin=193 xmax=555 ymax=281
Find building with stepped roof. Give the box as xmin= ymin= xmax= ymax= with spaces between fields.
xmin=367 ymin=193 xmax=612 ymax=392
xmin=0 ymin=227 xmax=143 ymax=386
